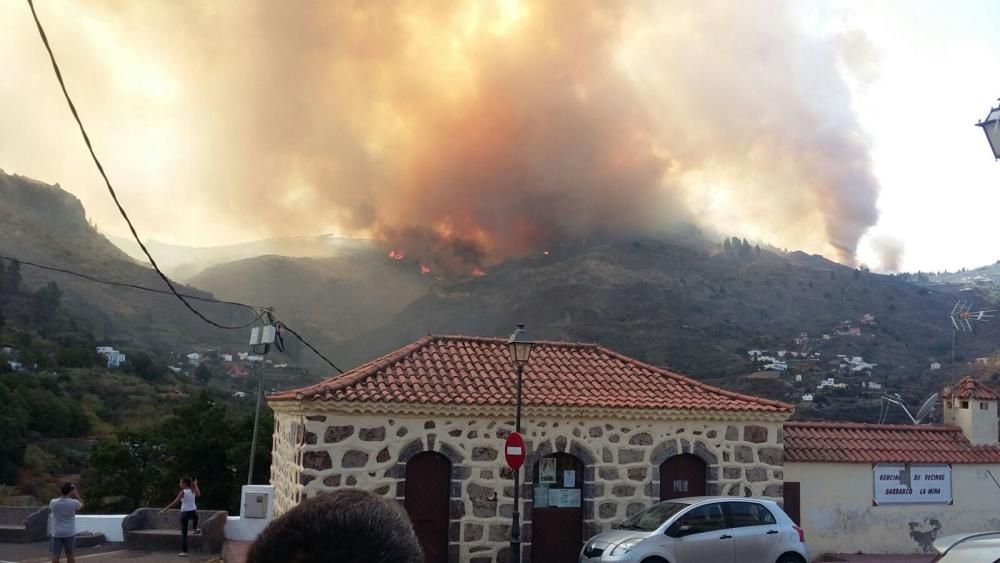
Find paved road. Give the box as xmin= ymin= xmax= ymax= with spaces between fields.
xmin=0 ymin=541 xmax=219 ymax=563
xmin=818 ymin=556 xmax=934 ymax=563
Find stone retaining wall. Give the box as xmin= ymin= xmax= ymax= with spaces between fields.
xmin=270 ymin=411 xmax=784 ymax=563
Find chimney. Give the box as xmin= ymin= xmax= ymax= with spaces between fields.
xmin=942 ymin=377 xmax=1000 ymax=445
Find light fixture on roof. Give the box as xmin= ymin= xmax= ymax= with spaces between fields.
xmin=976 ymin=100 xmax=1000 ymax=160
xmin=507 ymin=323 xmax=534 ymax=367
xmin=505 ymin=323 xmax=534 ymax=563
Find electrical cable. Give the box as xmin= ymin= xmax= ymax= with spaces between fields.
xmin=0 ymin=253 xmax=265 ymax=321
xmin=26 ymin=0 xmax=247 ymax=331
xmin=0 ymin=254 xmax=346 ymax=373
xmin=274 ymin=322 xmax=345 ymax=374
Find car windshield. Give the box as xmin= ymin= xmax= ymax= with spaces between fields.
xmin=615 ymin=502 xmax=688 ymax=532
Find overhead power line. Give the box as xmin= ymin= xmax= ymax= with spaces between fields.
xmin=0 ymin=253 xmax=264 ymax=322
xmin=277 ymin=322 xmax=345 ymax=374
xmin=25 ymin=0 xmax=245 ymax=331
xmin=0 ymin=254 xmax=345 ymax=373
xmin=23 ymin=2 xmax=346 ymax=374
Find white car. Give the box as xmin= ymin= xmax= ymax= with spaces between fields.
xmin=932 ymin=532 xmax=1000 ymax=562
xmin=580 ymin=497 xmax=808 ymax=563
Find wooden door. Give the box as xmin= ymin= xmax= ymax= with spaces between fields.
xmin=783 ymin=482 xmax=800 ymax=525
xmin=659 ymin=453 xmax=706 ymax=500
xmin=405 ymin=452 xmax=451 ymax=563
xmin=532 ymin=453 xmax=584 ymax=563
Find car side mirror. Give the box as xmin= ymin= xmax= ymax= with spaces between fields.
xmin=667 ymin=524 xmax=692 ymax=538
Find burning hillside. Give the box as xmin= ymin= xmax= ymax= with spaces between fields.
xmin=11 ymin=1 xmax=881 ymax=273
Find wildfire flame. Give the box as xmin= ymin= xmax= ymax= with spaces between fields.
xmin=388 ymin=249 xmax=406 ymax=261
xmin=420 ymin=264 xmax=431 ymax=274
xmin=471 ymin=266 xmax=486 ymax=277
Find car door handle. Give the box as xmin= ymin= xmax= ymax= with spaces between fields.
xmin=766 ymin=530 xmax=780 ymax=535
xmin=720 ymin=534 xmax=733 ymax=539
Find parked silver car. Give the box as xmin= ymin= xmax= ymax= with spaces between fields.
xmin=931 ymin=532 xmax=1000 ymax=562
xmin=579 ymin=497 xmax=808 ymax=563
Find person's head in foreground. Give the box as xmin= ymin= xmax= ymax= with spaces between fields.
xmin=247 ymin=488 xmax=423 ymax=563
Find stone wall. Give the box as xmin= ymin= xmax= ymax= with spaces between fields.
xmin=271 ymin=412 xmax=306 ymax=516
xmin=269 ymin=411 xmax=785 ymax=563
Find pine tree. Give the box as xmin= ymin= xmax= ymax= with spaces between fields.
xmin=723 ymin=238 xmax=732 ymax=252
xmin=2 ymin=260 xmax=22 ymax=294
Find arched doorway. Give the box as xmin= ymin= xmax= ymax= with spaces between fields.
xmin=405 ymin=452 xmax=451 ymax=563
xmin=659 ymin=453 xmax=707 ymax=500
xmin=532 ymin=453 xmax=584 ymax=563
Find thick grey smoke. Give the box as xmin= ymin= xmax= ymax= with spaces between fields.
xmin=5 ymin=0 xmax=881 ymax=271
xmin=872 ymin=235 xmax=905 ymax=272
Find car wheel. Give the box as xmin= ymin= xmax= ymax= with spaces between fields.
xmin=776 ymin=554 xmax=805 ymax=563
xmin=641 ymin=558 xmax=669 ymax=563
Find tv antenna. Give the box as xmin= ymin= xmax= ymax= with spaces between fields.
xmin=879 ymin=392 xmax=939 ymax=424
xmin=949 ymin=301 xmax=995 ymax=363
xmin=950 ymin=301 xmax=995 ymax=332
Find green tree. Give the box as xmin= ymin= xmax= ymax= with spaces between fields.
xmin=2 ymin=260 xmax=22 ymax=294
xmin=57 ymin=347 xmax=97 ymax=368
xmin=722 ymin=238 xmax=732 ymax=252
xmin=228 ymin=408 xmax=273 ymax=503
xmin=158 ymin=392 xmax=238 ymax=510
xmin=125 ymin=352 xmax=166 ymax=381
xmin=83 ymin=430 xmax=168 ymax=513
xmin=194 ymin=363 xmax=213 ymax=383
xmin=0 ymin=381 xmax=29 ymax=484
xmin=31 ymin=281 xmax=63 ymax=322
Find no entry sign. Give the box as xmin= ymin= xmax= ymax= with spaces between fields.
xmin=504 ymin=431 xmax=526 ymax=470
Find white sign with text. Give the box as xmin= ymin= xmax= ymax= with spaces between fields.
xmin=873 ymin=464 xmax=952 ymax=505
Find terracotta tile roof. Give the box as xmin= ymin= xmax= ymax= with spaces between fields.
xmin=269 ymin=335 xmax=793 ymax=413
xmin=942 ymin=376 xmax=1000 ymax=401
xmin=784 ymin=421 xmax=1000 ymax=464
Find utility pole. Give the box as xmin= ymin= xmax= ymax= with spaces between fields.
xmin=247 ymin=324 xmax=276 ymax=485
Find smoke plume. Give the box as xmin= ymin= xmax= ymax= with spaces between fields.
xmin=6 ymin=0 xmax=881 ymax=272
xmin=872 ymin=235 xmax=905 ymax=273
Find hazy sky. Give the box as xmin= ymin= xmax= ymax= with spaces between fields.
xmin=2 ymin=0 xmax=999 ymax=273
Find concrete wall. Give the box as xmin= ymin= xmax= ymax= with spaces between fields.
xmin=270 ymin=410 xmax=785 ymax=563
xmin=944 ymin=398 xmax=998 ymax=445
xmin=74 ymin=515 xmax=126 ymax=542
xmin=785 ymin=462 xmax=1000 ymax=555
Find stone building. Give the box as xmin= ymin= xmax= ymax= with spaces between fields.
xmin=267 ymin=335 xmax=793 ymax=563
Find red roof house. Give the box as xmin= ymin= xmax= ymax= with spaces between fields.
xmin=266 ymin=335 xmax=794 ymax=562
xmin=269 ymin=335 xmax=792 ymax=416
xmin=784 ymin=421 xmax=1000 ymax=464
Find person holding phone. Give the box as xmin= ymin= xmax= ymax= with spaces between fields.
xmin=50 ymin=482 xmax=84 ymax=563
xmin=161 ymin=477 xmax=201 ymax=557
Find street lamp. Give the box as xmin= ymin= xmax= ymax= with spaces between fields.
xmin=506 ymin=323 xmax=534 ymax=563
xmin=976 ymin=101 xmax=1000 ymax=160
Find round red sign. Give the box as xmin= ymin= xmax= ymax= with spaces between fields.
xmin=504 ymin=431 xmax=526 ymax=470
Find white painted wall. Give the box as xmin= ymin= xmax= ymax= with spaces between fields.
xmin=785 ymin=462 xmax=1000 ymax=555
xmin=74 ymin=515 xmax=126 ymax=542
xmin=224 ymin=516 xmax=269 ymax=541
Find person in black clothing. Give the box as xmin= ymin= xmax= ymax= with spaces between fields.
xmin=247 ymin=489 xmax=422 ymax=563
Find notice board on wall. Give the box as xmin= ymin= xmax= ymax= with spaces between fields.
xmin=873 ymin=464 xmax=952 ymax=505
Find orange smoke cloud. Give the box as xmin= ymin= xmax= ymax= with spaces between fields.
xmin=7 ymin=0 xmax=880 ymax=269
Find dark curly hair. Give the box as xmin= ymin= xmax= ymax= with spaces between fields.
xmin=247 ymin=489 xmax=423 ymax=563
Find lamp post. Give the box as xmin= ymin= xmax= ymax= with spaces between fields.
xmin=976 ymin=101 xmax=1000 ymax=160
xmin=506 ymin=324 xmax=534 ymax=563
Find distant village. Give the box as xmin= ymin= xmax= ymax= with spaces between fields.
xmin=1 ymin=342 xmax=301 ymax=399
xmin=742 ymin=312 xmax=963 ymax=405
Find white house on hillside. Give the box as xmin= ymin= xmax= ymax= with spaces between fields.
xmin=96 ymin=346 xmax=126 ymax=368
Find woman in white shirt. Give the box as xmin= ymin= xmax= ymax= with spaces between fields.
xmin=161 ymin=477 xmax=201 ymax=556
